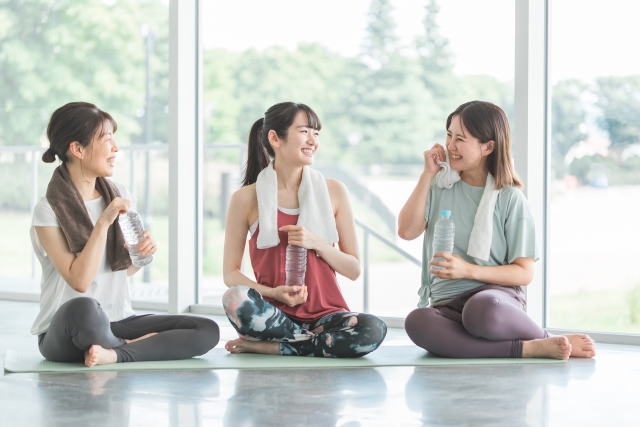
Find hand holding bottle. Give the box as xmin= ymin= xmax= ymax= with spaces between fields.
xmin=273 ymin=284 xmax=308 ymax=307
xmin=98 ymin=197 xmax=131 ymax=228
xmin=132 ymin=229 xmax=157 ymax=256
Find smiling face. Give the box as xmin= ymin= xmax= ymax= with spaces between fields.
xmin=445 ymin=115 xmax=492 ymax=173
xmin=70 ymin=121 xmax=119 ymax=178
xmin=270 ymin=110 xmax=320 ymax=167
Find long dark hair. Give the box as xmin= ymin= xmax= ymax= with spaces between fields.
xmin=43 ymin=102 xmax=117 ymax=163
xmin=242 ymin=102 xmax=321 ymax=186
xmin=446 ymin=101 xmax=522 ymax=190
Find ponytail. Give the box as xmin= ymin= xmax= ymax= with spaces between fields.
xmin=42 ymin=147 xmax=57 ymax=163
xmin=242 ymin=118 xmax=272 ymax=186
xmin=241 ymin=102 xmax=322 ymax=186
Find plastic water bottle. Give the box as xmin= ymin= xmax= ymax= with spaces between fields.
xmin=431 ymin=210 xmax=455 ymax=270
xmin=118 ymin=209 xmax=153 ymax=268
xmin=285 ymin=244 xmax=307 ymax=295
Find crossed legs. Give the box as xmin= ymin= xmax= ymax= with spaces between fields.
xmin=405 ymin=288 xmax=595 ymax=359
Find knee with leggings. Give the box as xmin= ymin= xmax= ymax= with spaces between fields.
xmin=461 ymin=291 xmax=505 ymax=340
xmin=305 ymin=313 xmax=387 ymax=358
xmin=39 ymin=297 xmax=125 ymax=362
xmin=56 ymin=297 xmax=126 ymax=350
xmin=461 ymin=290 xmax=546 ymax=341
xmin=222 ymin=285 xmax=252 ymax=331
xmin=223 ymin=285 xmax=309 ymax=341
xmin=405 ymin=307 xmax=450 ymax=356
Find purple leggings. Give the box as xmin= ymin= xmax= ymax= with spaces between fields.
xmin=405 ymin=285 xmax=547 ymax=358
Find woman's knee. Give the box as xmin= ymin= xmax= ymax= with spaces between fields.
xmin=57 ymin=297 xmax=106 ymax=332
xmin=222 ymin=285 xmax=257 ymax=330
xmin=58 ymin=297 xmax=100 ymax=316
xmin=462 ymin=292 xmax=502 ymax=338
xmin=222 ymin=286 xmax=253 ymax=311
xmin=193 ymin=317 xmax=220 ymax=355
xmin=357 ymin=314 xmax=388 ymax=347
xmin=405 ymin=308 xmax=441 ymax=350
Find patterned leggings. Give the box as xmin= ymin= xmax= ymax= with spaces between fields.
xmin=222 ymin=286 xmax=387 ymax=358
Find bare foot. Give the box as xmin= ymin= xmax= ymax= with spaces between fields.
xmin=564 ymin=334 xmax=596 ymax=358
xmin=84 ymin=345 xmax=118 ymax=368
xmin=124 ymin=332 xmax=158 ymax=344
xmin=522 ymin=336 xmax=572 ymax=360
xmin=225 ymin=338 xmax=280 ymax=355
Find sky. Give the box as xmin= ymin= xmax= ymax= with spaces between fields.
xmin=201 ymin=0 xmax=515 ymax=81
xmin=200 ymin=0 xmax=640 ymax=84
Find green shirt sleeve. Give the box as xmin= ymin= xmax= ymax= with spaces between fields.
xmin=503 ymin=188 xmax=539 ymax=263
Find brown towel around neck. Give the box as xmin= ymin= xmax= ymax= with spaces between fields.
xmin=45 ymin=164 xmax=132 ymax=271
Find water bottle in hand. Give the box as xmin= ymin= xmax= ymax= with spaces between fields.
xmin=285 ymin=244 xmax=307 ymax=295
xmin=118 ymin=209 xmax=153 ymax=268
xmin=431 ymin=210 xmax=455 ymax=271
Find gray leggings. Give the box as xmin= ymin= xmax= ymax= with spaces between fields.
xmin=38 ymin=297 xmax=219 ymax=363
xmin=405 ymin=285 xmax=547 ymax=358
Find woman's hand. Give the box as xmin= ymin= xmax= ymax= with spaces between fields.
xmin=423 ymin=143 xmax=446 ymax=177
xmin=129 ymin=229 xmax=157 ymax=256
xmin=272 ymin=284 xmax=308 ymax=307
xmin=98 ymin=197 xmax=131 ymax=227
xmin=429 ymin=252 xmax=472 ymax=280
xmin=279 ymin=225 xmax=320 ymax=251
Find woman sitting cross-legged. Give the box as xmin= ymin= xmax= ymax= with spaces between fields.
xmin=222 ymin=102 xmax=387 ymax=358
xmin=398 ymin=100 xmax=596 ymax=360
xmin=32 ymin=102 xmax=219 ymax=367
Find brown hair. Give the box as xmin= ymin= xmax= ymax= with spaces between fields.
xmin=242 ymin=102 xmax=321 ymax=186
xmin=43 ymin=102 xmax=117 ymax=163
xmin=446 ymin=101 xmax=523 ymax=190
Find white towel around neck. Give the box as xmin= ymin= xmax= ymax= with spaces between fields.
xmin=435 ymin=152 xmax=499 ymax=262
xmin=255 ymin=161 xmax=339 ymax=249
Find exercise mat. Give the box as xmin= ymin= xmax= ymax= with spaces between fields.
xmin=4 ymin=345 xmax=565 ymax=373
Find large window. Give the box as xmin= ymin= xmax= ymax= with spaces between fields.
xmin=547 ymin=0 xmax=640 ymax=333
xmin=0 ymin=0 xmax=169 ymax=305
xmin=200 ymin=0 xmax=514 ymax=316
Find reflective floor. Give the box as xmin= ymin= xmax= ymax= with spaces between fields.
xmin=1 ymin=300 xmax=639 ymax=426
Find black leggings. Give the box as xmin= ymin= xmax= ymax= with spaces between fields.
xmin=38 ymin=297 xmax=220 ymax=363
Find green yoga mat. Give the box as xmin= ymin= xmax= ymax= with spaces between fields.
xmin=3 ymin=346 xmax=564 ymax=373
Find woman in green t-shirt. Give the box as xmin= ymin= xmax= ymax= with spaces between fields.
xmin=398 ymin=101 xmax=595 ymax=360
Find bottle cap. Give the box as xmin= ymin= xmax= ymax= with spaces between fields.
xmin=440 ymin=210 xmax=451 ymax=218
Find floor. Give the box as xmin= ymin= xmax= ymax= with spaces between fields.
xmin=0 ymin=300 xmax=639 ymax=427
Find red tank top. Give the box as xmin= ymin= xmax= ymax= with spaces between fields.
xmin=249 ymin=209 xmax=350 ymax=323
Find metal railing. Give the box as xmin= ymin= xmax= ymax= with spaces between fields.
xmin=1 ymin=144 xmax=422 ymax=313
xmin=355 ymin=218 xmax=421 ymax=312
xmin=318 ymin=163 xmax=397 ymax=235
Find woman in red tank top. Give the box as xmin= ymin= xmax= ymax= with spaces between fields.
xmin=221 ymin=102 xmax=387 ymax=358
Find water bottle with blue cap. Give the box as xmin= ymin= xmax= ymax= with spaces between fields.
xmin=431 ymin=209 xmax=455 ymax=271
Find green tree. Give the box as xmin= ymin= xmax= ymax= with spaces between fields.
xmin=0 ymin=0 xmax=168 ymax=147
xmin=203 ymin=48 xmax=241 ymax=144
xmin=228 ymin=43 xmax=351 ymax=162
xmin=349 ymin=0 xmax=436 ymax=165
xmin=595 ymin=75 xmax=640 ymax=158
xmin=550 ymin=79 xmax=588 ymax=177
xmin=416 ymin=0 xmax=454 ymax=101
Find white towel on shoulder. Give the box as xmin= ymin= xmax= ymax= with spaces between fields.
xmin=435 ymin=152 xmax=499 ymax=262
xmin=255 ymin=161 xmax=338 ymax=249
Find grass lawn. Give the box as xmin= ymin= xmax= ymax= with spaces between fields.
xmin=549 ymin=287 xmax=640 ymax=334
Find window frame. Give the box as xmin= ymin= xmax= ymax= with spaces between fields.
xmin=2 ymin=0 xmax=638 ymax=345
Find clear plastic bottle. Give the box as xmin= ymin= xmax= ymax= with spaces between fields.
xmin=431 ymin=210 xmax=455 ymax=270
xmin=285 ymin=244 xmax=307 ymax=294
xmin=118 ymin=209 xmax=153 ymax=268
